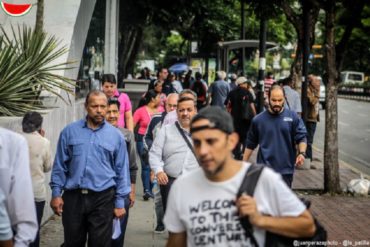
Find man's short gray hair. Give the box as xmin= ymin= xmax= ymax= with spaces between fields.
xmin=216 ymin=71 xmax=227 ymax=80
xmin=179 ymin=89 xmax=197 ymax=100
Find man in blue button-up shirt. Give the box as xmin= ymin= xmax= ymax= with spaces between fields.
xmin=50 ymin=90 xmax=131 ymax=247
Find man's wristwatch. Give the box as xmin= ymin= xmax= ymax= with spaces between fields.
xmin=297 ymin=152 xmax=306 ymax=158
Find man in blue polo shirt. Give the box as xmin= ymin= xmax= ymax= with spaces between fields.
xmin=50 ymin=90 xmax=131 ymax=247
xmin=243 ymin=84 xmax=307 ymax=187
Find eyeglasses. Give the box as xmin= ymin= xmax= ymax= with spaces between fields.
xmin=167 ymin=104 xmax=177 ymax=108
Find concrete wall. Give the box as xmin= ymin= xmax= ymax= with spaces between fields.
xmin=0 ymin=100 xmax=86 ymax=223
xmin=0 ymin=0 xmax=98 ymax=222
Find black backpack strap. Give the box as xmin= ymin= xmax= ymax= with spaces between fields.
xmin=238 ymin=164 xmax=265 ymax=247
xmin=237 ymin=164 xmax=264 ymax=197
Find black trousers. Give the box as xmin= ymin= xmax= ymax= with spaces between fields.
xmin=62 ymin=187 xmax=115 ymax=247
xmin=160 ymin=176 xmax=176 ymax=213
xmin=282 ymin=174 xmax=293 ymax=188
xmin=30 ymin=201 xmax=45 ymax=247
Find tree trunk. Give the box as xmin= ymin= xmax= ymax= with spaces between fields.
xmin=117 ymin=26 xmax=144 ymax=82
xmin=323 ymin=1 xmax=341 ymax=194
xmin=35 ymin=0 xmax=44 ymax=32
xmin=125 ymin=28 xmax=143 ymax=77
xmin=290 ymin=36 xmax=303 ymax=89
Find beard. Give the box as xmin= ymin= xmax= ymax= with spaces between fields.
xmin=202 ymin=157 xmax=227 ymax=177
xmin=90 ymin=114 xmax=104 ymax=125
xmin=269 ymin=103 xmax=283 ymax=114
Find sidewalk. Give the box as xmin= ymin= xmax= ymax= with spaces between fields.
xmin=40 ymin=147 xmax=370 ymax=246
xmin=292 ymin=147 xmax=370 ymax=243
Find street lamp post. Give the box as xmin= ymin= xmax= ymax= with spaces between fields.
xmin=301 ymin=0 xmax=311 ymax=123
xmin=240 ymin=0 xmax=245 ymax=76
xmin=257 ymin=17 xmax=267 ymax=113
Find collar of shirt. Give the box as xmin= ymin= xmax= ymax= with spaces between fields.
xmin=176 ymin=121 xmax=191 ymax=137
xmin=82 ymin=116 xmax=106 ymax=131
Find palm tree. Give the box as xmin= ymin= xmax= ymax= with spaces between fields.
xmin=0 ymin=25 xmax=75 ymax=116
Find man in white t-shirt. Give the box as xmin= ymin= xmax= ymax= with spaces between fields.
xmin=164 ymin=106 xmax=315 ymax=247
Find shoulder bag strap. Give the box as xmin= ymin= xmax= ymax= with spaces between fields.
xmin=175 ymin=122 xmax=199 ymax=164
xmin=237 ymin=164 xmax=265 ymax=247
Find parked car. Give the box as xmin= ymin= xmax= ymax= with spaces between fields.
xmin=340 ymin=71 xmax=365 ymax=85
xmin=319 ymin=77 xmax=326 ymax=110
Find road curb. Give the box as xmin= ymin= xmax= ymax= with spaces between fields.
xmin=312 ymin=145 xmax=369 ymax=179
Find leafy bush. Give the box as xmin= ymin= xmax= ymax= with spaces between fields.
xmin=0 ymin=25 xmax=75 ymax=116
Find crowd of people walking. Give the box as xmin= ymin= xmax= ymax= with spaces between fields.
xmin=0 ymin=66 xmax=322 ymax=247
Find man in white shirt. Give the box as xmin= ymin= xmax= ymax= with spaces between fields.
xmin=0 ymin=189 xmax=13 ymax=247
xmin=0 ymin=128 xmax=38 ymax=247
xmin=162 ymin=89 xmax=197 ymax=126
xmin=21 ymin=112 xmax=52 ymax=247
xmin=149 ymin=97 xmax=198 ymax=212
xmin=164 ymin=107 xmax=315 ymax=247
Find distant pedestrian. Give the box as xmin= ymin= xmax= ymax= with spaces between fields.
xmin=50 ymin=90 xmax=131 ymax=247
xmin=106 ymin=98 xmax=139 ymax=247
xmin=190 ymin=72 xmax=208 ymax=110
xmin=149 ymin=68 xmax=175 ymax=95
xmin=306 ymin=75 xmax=321 ymax=162
xmin=207 ymin=71 xmax=230 ymax=109
xmin=229 ymin=73 xmax=238 ymax=91
xmin=149 ymin=97 xmax=198 ymax=213
xmin=153 ymin=80 xmax=167 ymax=113
xmin=225 ymin=77 xmax=256 ymax=160
xmin=21 ymin=112 xmax=52 ymax=247
xmin=0 ymin=128 xmax=38 ymax=247
xmin=243 ymin=84 xmax=307 ymax=187
xmin=264 ymin=72 xmax=275 ymax=100
xmin=134 ymin=90 xmax=160 ymax=200
xmin=280 ymin=77 xmax=302 ymax=115
xmin=169 ymin=73 xmax=183 ymax=93
xmin=102 ymin=74 xmax=134 ymax=131
xmin=164 ymin=106 xmax=315 ymax=246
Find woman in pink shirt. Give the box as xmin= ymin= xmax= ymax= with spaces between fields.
xmin=153 ymin=80 xmax=167 ymax=113
xmin=102 ymin=74 xmax=134 ymax=131
xmin=133 ymin=90 xmax=160 ymax=200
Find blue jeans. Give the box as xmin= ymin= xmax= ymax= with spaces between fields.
xmin=136 ymin=135 xmax=152 ymax=194
xmin=306 ymin=122 xmax=317 ymax=161
xmin=111 ymin=196 xmax=130 ymax=247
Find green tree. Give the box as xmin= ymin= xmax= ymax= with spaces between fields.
xmin=318 ymin=0 xmax=367 ymax=193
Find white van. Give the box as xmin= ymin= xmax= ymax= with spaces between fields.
xmin=340 ymin=71 xmax=365 ymax=84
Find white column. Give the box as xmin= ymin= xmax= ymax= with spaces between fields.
xmin=104 ymin=0 xmax=119 ymax=75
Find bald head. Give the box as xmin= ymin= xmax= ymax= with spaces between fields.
xmin=85 ymin=90 xmax=107 ymax=107
xmin=166 ymin=93 xmax=179 ymax=112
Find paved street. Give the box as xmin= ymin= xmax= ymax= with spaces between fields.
xmin=39 ymin=148 xmax=370 ymax=246
xmin=315 ymin=98 xmax=370 ymax=175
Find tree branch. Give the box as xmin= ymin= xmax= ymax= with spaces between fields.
xmin=279 ymin=2 xmax=301 ymax=31
xmin=335 ymin=0 xmax=366 ymax=71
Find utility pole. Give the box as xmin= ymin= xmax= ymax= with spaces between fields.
xmin=301 ymin=0 xmax=311 ymax=123
xmin=257 ymin=18 xmax=267 ymax=113
xmin=240 ymin=0 xmax=245 ymax=76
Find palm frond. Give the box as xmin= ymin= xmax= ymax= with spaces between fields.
xmin=0 ymin=25 xmax=76 ymax=116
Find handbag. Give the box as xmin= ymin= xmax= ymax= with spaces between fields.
xmin=237 ymin=164 xmax=327 ymax=247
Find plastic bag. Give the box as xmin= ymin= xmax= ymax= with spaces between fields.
xmin=112 ymin=218 xmax=121 ymax=239
xmin=347 ymin=174 xmax=370 ymax=196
